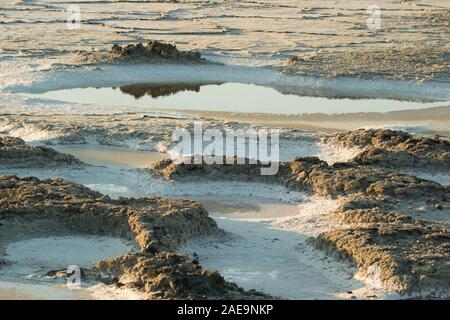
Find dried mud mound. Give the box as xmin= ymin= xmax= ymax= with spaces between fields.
xmin=148 ymin=155 xmax=450 ymax=297
xmin=149 ymin=156 xmax=449 ymax=200
xmin=311 ymin=223 xmax=450 ymax=297
xmin=0 ymin=176 xmax=268 ymax=299
xmin=328 ymin=129 xmax=450 ymax=170
xmin=95 ymin=252 xmax=268 ymax=299
xmin=148 ymin=157 xmax=278 ymax=183
xmin=0 ymin=136 xmax=83 ymax=168
xmin=77 ymin=41 xmax=205 ymax=65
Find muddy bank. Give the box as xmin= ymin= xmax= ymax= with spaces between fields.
xmin=327 ymin=129 xmax=450 ymax=171
xmin=0 ymin=176 xmax=268 ymax=299
xmin=94 ymin=252 xmax=267 ymax=299
xmin=148 ymin=154 xmax=450 ymax=297
xmin=149 ymin=156 xmax=449 ymax=200
xmin=311 ymin=223 xmax=450 ymax=297
xmin=0 ymin=136 xmax=83 ymax=168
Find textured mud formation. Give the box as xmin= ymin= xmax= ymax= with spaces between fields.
xmin=77 ymin=41 xmax=205 ymax=65
xmin=0 ymin=136 xmax=83 ymax=168
xmin=149 ymin=156 xmax=448 ymax=199
xmin=149 ymin=157 xmax=279 ymax=183
xmin=148 ymin=155 xmax=450 ymax=297
xmin=327 ymin=129 xmax=450 ymax=171
xmin=94 ymin=252 xmax=267 ymax=299
xmin=0 ymin=176 xmax=268 ymax=299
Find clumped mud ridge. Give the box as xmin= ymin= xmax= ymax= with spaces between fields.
xmin=0 ymin=136 xmax=83 ymax=168
xmin=327 ymin=129 xmax=450 ymax=171
xmin=149 ymin=148 xmax=450 ymax=297
xmin=0 ymin=175 xmax=269 ymax=299
xmin=77 ymin=41 xmax=205 ymax=65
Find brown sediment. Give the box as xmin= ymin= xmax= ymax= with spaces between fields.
xmin=0 ymin=175 xmax=270 ymax=299
xmin=310 ymin=224 xmax=450 ymax=297
xmin=147 ymin=154 xmax=450 ymax=297
xmin=76 ymin=41 xmax=207 ymax=65
xmin=0 ymin=136 xmax=84 ymax=168
xmin=148 ymin=156 xmax=449 ymax=200
xmin=327 ymin=129 xmax=450 ymax=170
xmin=94 ymin=252 xmax=267 ymax=299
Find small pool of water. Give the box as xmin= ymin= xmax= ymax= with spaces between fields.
xmin=51 ymin=144 xmax=166 ymax=168
xmin=34 ymin=83 xmax=448 ymax=115
xmin=0 ymin=236 xmax=139 ymax=300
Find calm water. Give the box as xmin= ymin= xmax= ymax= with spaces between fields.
xmin=35 ymin=83 xmax=448 ymax=115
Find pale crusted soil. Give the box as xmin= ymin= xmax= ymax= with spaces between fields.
xmin=281 ymin=43 xmax=450 ymax=82
xmin=0 ymin=175 xmax=269 ymax=299
xmin=148 ymin=155 xmax=450 ymax=297
xmin=0 ymin=113 xmax=256 ymax=150
xmin=279 ymin=8 xmax=450 ymax=81
xmin=2 ymin=1 xmax=449 ymax=82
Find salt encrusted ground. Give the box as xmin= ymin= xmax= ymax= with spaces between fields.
xmin=0 ymin=0 xmax=449 ymax=300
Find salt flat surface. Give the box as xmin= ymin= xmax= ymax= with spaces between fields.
xmin=1 ymin=0 xmax=447 ymax=300
xmin=1 ymin=0 xmax=448 ymax=66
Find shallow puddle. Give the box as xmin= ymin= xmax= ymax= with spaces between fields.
xmin=34 ymin=83 xmax=448 ymax=115
xmin=0 ymin=236 xmax=138 ymax=300
xmin=51 ymin=144 xmax=166 ymax=168
xmin=5 ymin=236 xmax=134 ymax=269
